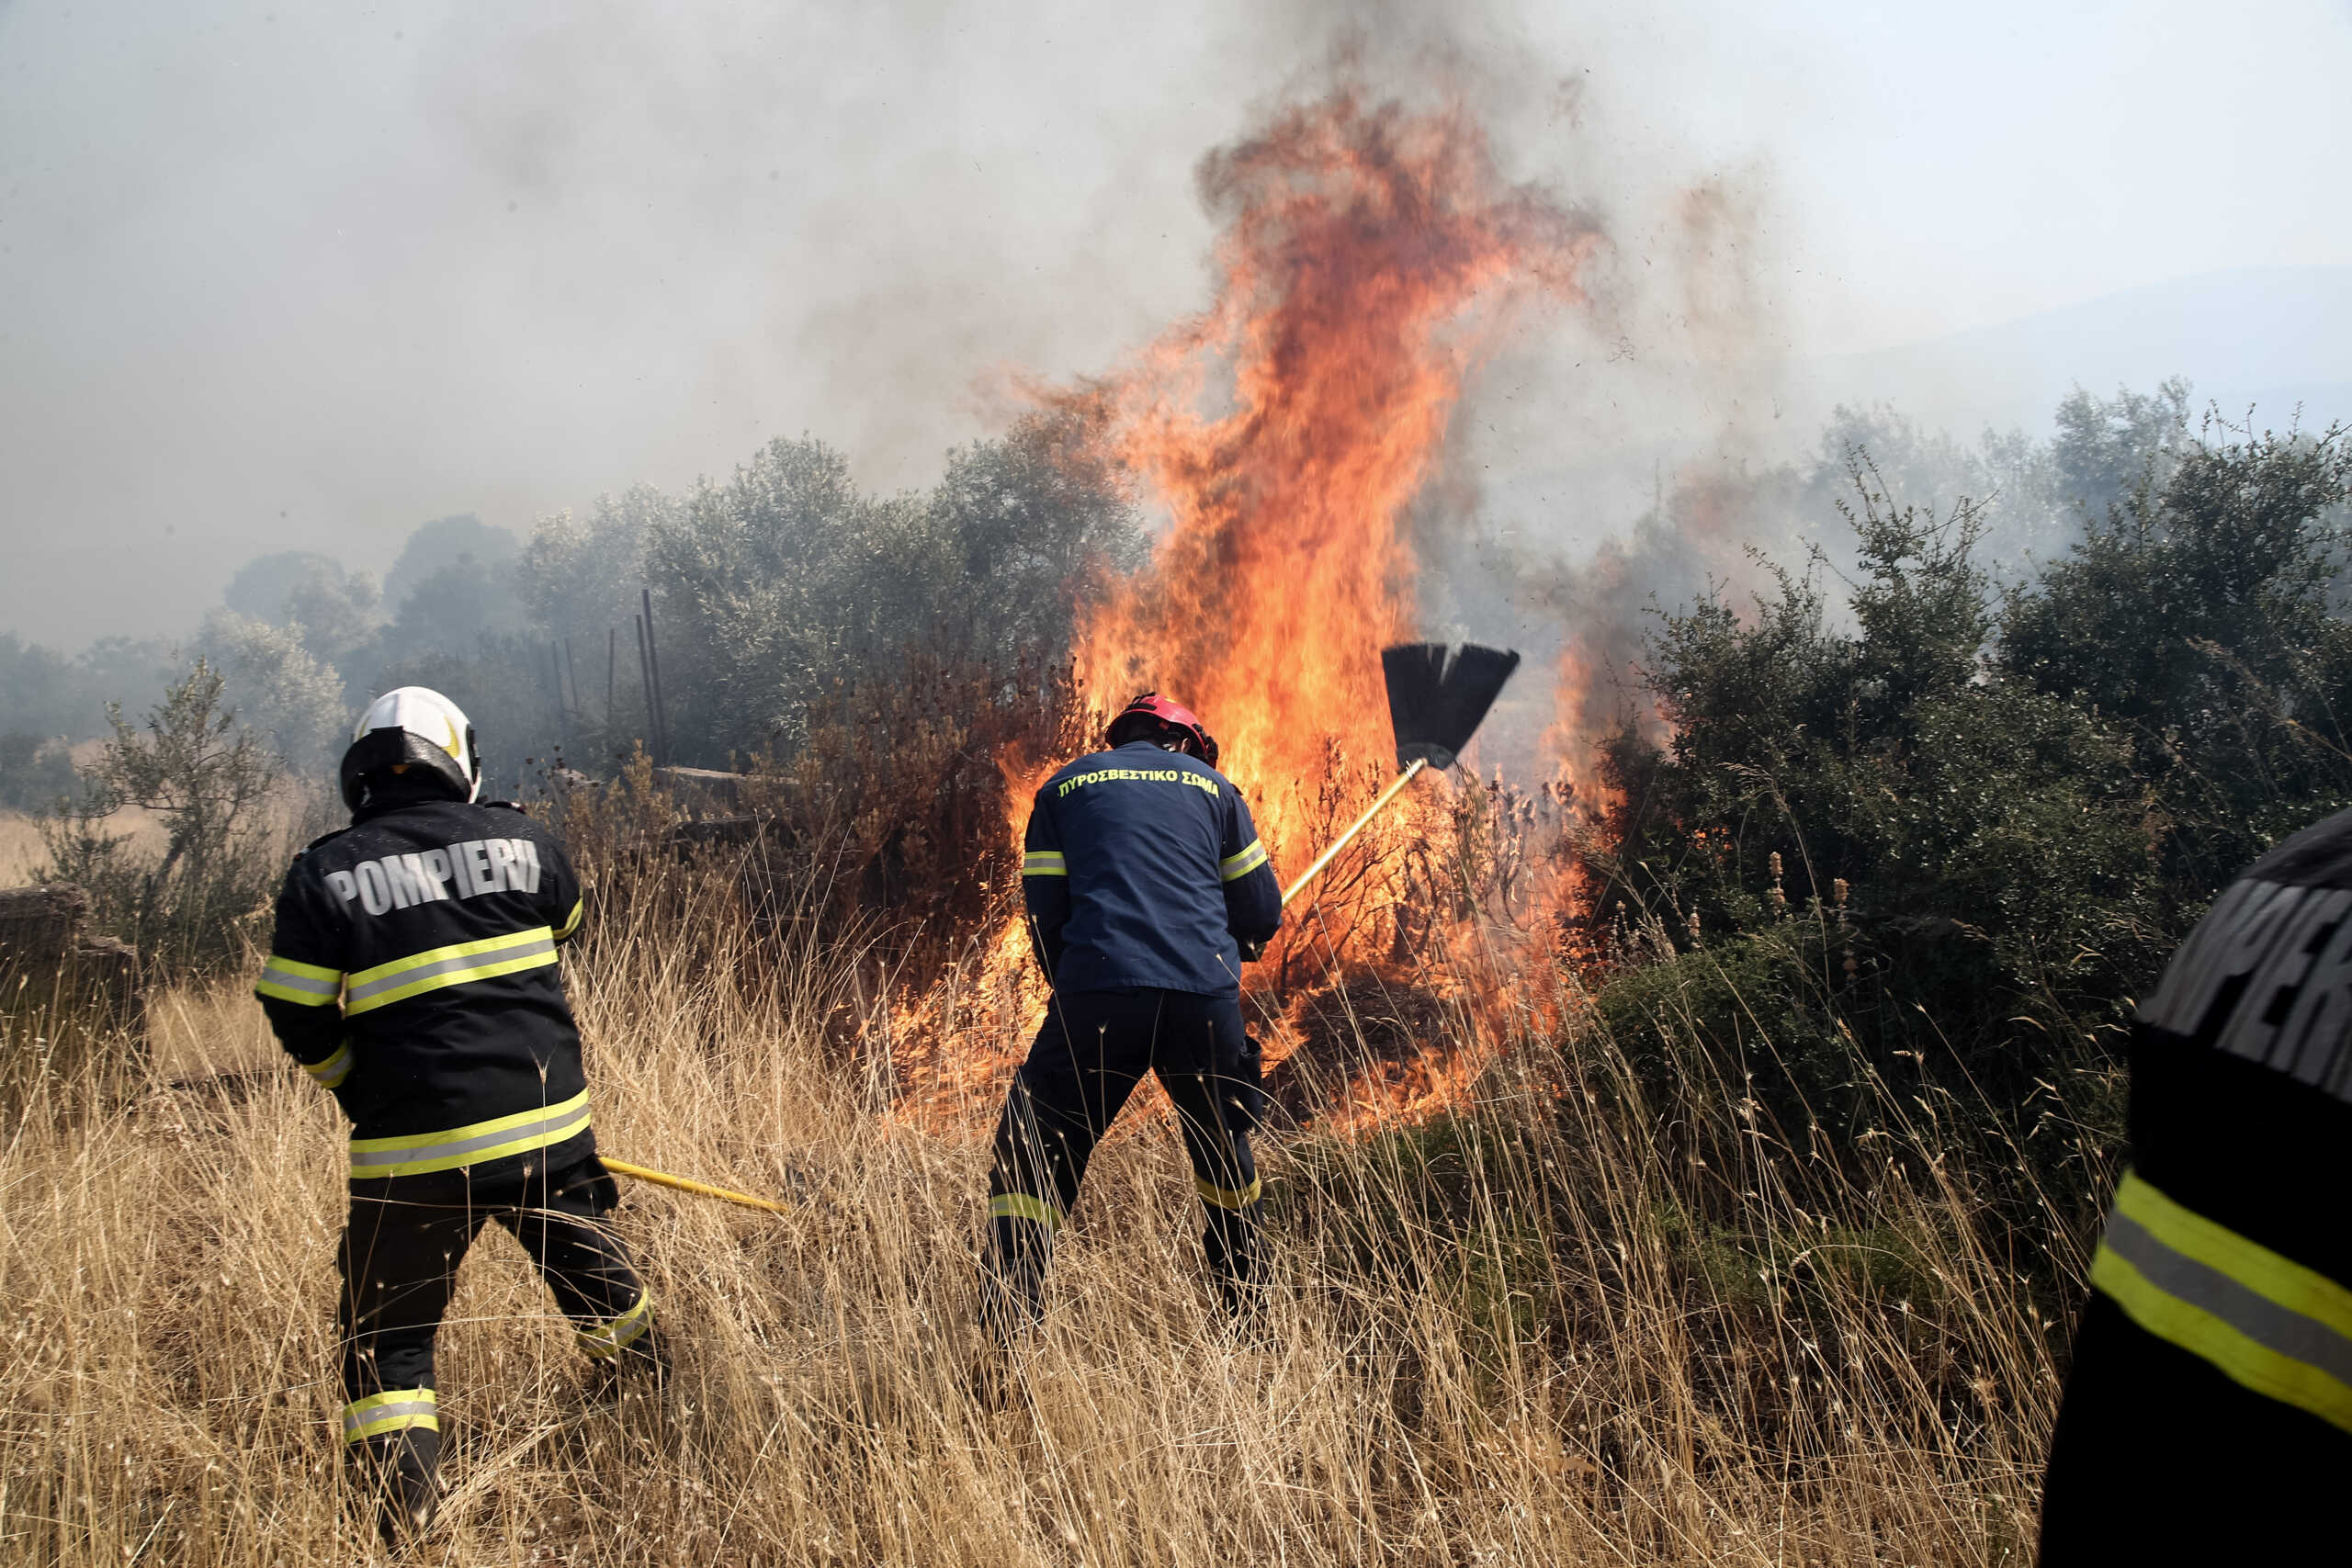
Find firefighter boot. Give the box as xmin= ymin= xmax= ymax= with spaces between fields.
xmin=587 ymin=1323 xmax=671 ymax=1407
xmin=1205 ymin=1202 xmax=1273 ymax=1346
xmin=349 ymin=1426 xmax=442 ymax=1547
xmin=966 ymin=1344 xmax=1015 ymax=1412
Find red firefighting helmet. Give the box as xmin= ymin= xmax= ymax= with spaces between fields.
xmin=1105 ymin=693 xmax=1218 ymax=765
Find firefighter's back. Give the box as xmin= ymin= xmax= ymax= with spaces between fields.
xmin=2040 ymin=806 xmax=2352 ymax=1559
xmin=1032 ymin=742 xmax=1263 ymax=996
xmin=262 ymin=795 xmax=589 ymax=1173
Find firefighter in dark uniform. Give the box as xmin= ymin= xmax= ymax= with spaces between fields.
xmin=979 ymin=694 xmax=1284 ymax=1348
xmin=2039 ymin=807 xmax=2352 ymax=1561
xmin=254 ymin=687 xmax=659 ymax=1545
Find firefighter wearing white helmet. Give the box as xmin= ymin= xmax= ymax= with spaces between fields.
xmin=255 ymin=687 xmax=660 ymax=1545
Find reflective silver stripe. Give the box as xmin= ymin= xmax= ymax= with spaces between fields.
xmin=342 ymin=1391 xmax=438 ymax=1442
xmin=258 ymin=962 xmax=340 ymax=999
xmin=343 ymin=1399 xmax=436 ymax=1438
xmin=579 ymin=1292 xmax=653 ymax=1359
xmin=349 ymin=1094 xmax=592 ymax=1176
xmin=256 ymin=954 xmax=344 ymax=1008
xmin=344 ymin=932 xmax=556 ymax=1010
xmin=2104 ymin=1206 xmax=2352 ymax=1390
xmin=304 ymin=1042 xmax=353 ymax=1089
xmin=1220 ymin=840 xmax=1268 ymax=881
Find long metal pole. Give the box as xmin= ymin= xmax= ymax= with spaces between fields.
xmin=1280 ymin=757 xmax=1427 ymax=908
xmin=603 ymin=1156 xmax=790 ymax=1215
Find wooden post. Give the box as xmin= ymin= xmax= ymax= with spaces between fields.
xmin=640 ymin=587 xmax=672 ymax=767
xmin=634 ymin=614 xmax=658 ymax=761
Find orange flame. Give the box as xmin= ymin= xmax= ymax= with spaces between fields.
xmin=1058 ymin=88 xmax=1600 ymax=865
xmin=899 ymin=87 xmax=1605 ymax=1132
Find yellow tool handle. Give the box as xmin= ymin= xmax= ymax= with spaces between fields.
xmin=1280 ymin=756 xmax=1429 ymax=908
xmin=602 ymin=1156 xmax=791 ymax=1215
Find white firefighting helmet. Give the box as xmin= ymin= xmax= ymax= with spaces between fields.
xmin=339 ymin=686 xmax=481 ymax=810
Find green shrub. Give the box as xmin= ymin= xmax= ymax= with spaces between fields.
xmin=40 ymin=662 xmax=322 ymax=976
xmin=1585 ymin=423 xmax=2347 ymax=1249
xmin=0 ymin=734 xmax=76 ymax=814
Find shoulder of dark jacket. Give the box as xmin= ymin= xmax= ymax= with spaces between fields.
xmin=1177 ymin=754 xmax=1238 ymax=800
xmin=481 ymin=800 xmax=530 ymax=816
xmin=1042 ymin=745 xmax=1229 ymax=793
xmin=2244 ymin=804 xmax=2352 ymax=888
xmin=294 ymin=825 xmax=351 ymax=863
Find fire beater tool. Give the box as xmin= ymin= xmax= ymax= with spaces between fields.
xmin=1279 ymin=641 xmax=1522 ymax=908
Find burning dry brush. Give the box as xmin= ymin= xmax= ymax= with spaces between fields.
xmin=555 ymin=73 xmax=1662 ymax=1134
xmin=552 ymin=682 xmax=1592 ymax=1132
xmin=1058 ymin=85 xmax=1600 ymax=859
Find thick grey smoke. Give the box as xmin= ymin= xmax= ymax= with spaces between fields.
xmin=0 ymin=2 xmax=1312 ymax=644
xmin=3 ymin=0 xmax=2345 ymax=679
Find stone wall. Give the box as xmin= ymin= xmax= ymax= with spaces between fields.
xmin=0 ymin=884 xmax=144 ymax=1070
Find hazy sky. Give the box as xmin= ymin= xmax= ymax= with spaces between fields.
xmin=4 ymin=0 xmax=2348 ymax=646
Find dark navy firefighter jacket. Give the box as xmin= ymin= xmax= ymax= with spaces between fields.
xmin=254 ymin=796 xmax=596 ymax=1187
xmin=1022 ymin=739 xmax=1283 ymax=996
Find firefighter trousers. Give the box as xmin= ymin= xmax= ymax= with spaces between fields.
xmin=981 ymin=987 xmax=1264 ymax=1334
xmin=337 ymin=1156 xmax=653 ymax=1457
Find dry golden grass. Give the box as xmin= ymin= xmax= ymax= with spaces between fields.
xmin=0 ymin=858 xmax=2070 ymax=1564
xmin=0 ymin=812 xmax=51 ymax=886
xmin=0 ymin=807 xmax=180 ymax=889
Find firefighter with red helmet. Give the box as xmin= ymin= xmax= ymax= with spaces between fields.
xmin=978 ymin=693 xmax=1284 ymax=1354
xmin=254 ymin=687 xmax=660 ymax=1545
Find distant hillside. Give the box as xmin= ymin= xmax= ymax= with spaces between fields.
xmin=1799 ymin=265 xmax=2352 ymax=437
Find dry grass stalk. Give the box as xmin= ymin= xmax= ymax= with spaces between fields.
xmin=0 ymin=835 xmax=2063 ymax=1564
xmin=0 ymin=812 xmax=50 ymax=886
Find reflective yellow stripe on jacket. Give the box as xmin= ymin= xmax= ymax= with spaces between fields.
xmin=1220 ymin=839 xmax=1268 ymax=882
xmin=343 ymin=926 xmax=558 ymax=1017
xmin=255 ymin=954 xmax=343 ymax=1007
xmin=2091 ymin=1169 xmax=2352 ymax=1434
xmin=347 ymin=1089 xmax=592 ymax=1180
xmin=1022 ymin=852 xmax=1067 ymax=877
xmin=302 ymin=1040 xmax=354 ymax=1089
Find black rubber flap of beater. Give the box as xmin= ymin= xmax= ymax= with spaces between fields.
xmin=1380 ymin=642 xmax=1521 ymax=772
